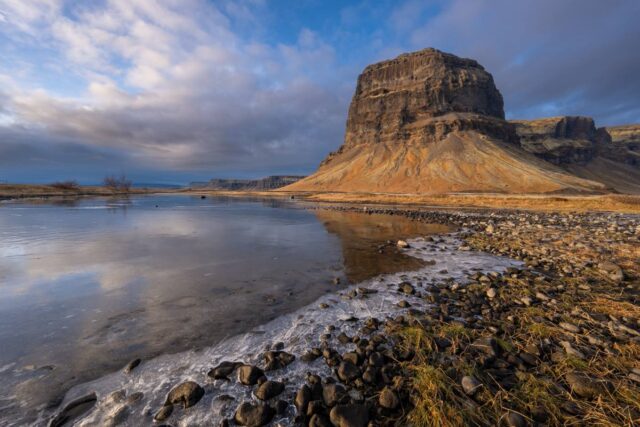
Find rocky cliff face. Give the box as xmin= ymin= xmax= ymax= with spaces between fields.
xmin=510 ymin=116 xmax=603 ymax=165
xmin=288 ymin=48 xmax=608 ymax=194
xmin=605 ymin=125 xmax=640 ymax=166
xmin=194 ymin=175 xmax=305 ymax=191
xmin=342 ymin=48 xmax=511 ymax=150
xmin=511 ymin=117 xmax=640 ymax=168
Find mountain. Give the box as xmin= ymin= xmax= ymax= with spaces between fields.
xmin=286 ymin=48 xmax=638 ymax=194
xmin=511 ymin=117 xmax=640 ymax=193
xmin=191 ymin=175 xmax=305 ymax=190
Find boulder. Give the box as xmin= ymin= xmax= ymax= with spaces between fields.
xmin=255 ymin=380 xmax=285 ymax=400
xmin=164 ymin=381 xmax=204 ymax=408
xmin=329 ymin=404 xmax=369 ymax=427
xmin=234 ymin=402 xmax=274 ymax=426
xmin=237 ymin=365 xmax=265 ymax=386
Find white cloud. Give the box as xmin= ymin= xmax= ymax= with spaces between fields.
xmin=0 ymin=0 xmax=348 ymax=175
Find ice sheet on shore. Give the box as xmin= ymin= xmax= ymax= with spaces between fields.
xmin=38 ymin=233 xmax=521 ymax=426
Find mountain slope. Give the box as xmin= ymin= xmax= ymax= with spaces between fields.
xmin=287 ymin=131 xmax=606 ymax=194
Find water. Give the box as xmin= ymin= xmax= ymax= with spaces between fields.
xmin=0 ymin=195 xmax=453 ymax=424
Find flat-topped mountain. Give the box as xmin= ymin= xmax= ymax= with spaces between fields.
xmin=287 ymin=48 xmax=634 ymax=194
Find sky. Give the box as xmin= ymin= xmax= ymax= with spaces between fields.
xmin=0 ymin=0 xmax=639 ymax=184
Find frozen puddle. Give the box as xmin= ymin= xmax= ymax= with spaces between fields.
xmin=42 ymin=233 xmax=520 ymax=426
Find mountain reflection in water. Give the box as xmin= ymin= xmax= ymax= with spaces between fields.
xmin=0 ymin=195 xmax=451 ymax=422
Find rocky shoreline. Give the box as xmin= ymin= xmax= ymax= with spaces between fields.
xmin=50 ymin=206 xmax=639 ymax=427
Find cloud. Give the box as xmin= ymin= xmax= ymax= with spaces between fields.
xmin=0 ymin=0 xmax=348 ymax=181
xmin=0 ymin=0 xmax=638 ymax=182
xmin=406 ymin=0 xmax=640 ymax=125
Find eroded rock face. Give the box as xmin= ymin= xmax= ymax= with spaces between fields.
xmin=605 ymin=124 xmax=640 ymax=166
xmin=512 ymin=116 xmax=640 ymax=167
xmin=511 ymin=116 xmax=601 ymax=164
xmin=342 ymin=48 xmax=511 ymax=151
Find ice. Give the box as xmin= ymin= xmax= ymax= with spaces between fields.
xmin=37 ymin=232 xmax=521 ymax=426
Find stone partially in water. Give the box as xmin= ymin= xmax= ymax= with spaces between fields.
xmin=49 ymin=393 xmax=97 ymax=427
xmin=238 ymin=365 xmax=265 ymax=385
xmin=123 ymin=358 xmax=141 ymax=374
xmin=154 ymin=405 xmax=173 ymax=422
xmin=234 ymin=402 xmax=274 ymax=426
xmin=208 ymin=361 xmax=242 ymax=380
xmin=263 ymin=351 xmax=295 ymax=371
xmin=164 ymin=381 xmax=204 ymax=408
xmin=255 ymin=380 xmax=285 ymax=400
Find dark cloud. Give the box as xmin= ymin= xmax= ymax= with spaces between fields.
xmin=0 ymin=0 xmax=638 ymax=183
xmin=407 ymin=0 xmax=640 ymax=125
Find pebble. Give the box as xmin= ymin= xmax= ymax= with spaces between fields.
xmin=461 ymin=376 xmax=482 ymax=395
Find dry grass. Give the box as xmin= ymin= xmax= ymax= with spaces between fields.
xmin=583 ymin=297 xmax=640 ymax=320
xmin=0 ymin=184 xmax=162 ymax=200
xmin=186 ymin=189 xmax=640 ymax=213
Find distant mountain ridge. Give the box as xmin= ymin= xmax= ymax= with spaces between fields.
xmin=286 ymin=48 xmax=639 ymax=194
xmin=191 ymin=175 xmax=305 ymax=191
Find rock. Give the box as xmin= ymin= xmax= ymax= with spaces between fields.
xmin=486 ymin=288 xmax=497 ymax=299
xmin=369 ymin=352 xmax=384 ymax=367
xmin=302 ymin=349 xmax=322 ymax=362
xmin=559 ymin=322 xmax=581 ymax=333
xmin=255 ymin=380 xmax=285 ymax=400
xmin=264 ymin=351 xmax=295 ymax=370
xmin=461 ymin=376 xmax=482 ymax=395
xmin=154 ymin=405 xmax=173 ymax=422
xmin=237 ymin=365 xmax=265 ymax=385
xmin=164 ymin=381 xmax=204 ymax=408
xmin=511 ymin=116 xmax=601 ymax=165
xmin=49 ymin=393 xmax=97 ymax=427
xmin=329 ymin=404 xmax=369 ymax=427
xmin=470 ymin=336 xmax=499 ymax=357
xmin=378 ymin=387 xmax=399 ymax=410
xmin=565 ymin=372 xmax=605 ymax=398
xmin=500 ymin=411 xmax=527 ymax=427
xmin=124 ymin=358 xmax=141 ymax=373
xmin=323 ymin=383 xmax=347 ymax=407
xmin=337 ymin=361 xmax=361 ymax=382
xmin=397 ymin=240 xmax=410 ymax=248
xmin=342 ymin=352 xmax=360 ymax=366
xmin=208 ymin=361 xmax=241 ymax=380
xmin=337 ymin=333 xmax=351 ymax=344
xmin=275 ymin=399 xmax=288 ymax=415
xmin=309 ymin=413 xmax=333 ymax=427
xmin=560 ymin=341 xmax=585 ymax=359
xmin=295 ymin=385 xmax=311 ymax=414
xmin=126 ymin=392 xmax=143 ymax=404
xmin=362 ymin=366 xmax=378 ymax=383
xmin=597 ymin=262 xmax=624 ymax=283
xmin=344 ymin=48 xmax=506 ymax=149
xmin=234 ymin=402 xmax=274 ymax=426
xmin=398 ymin=282 xmax=415 ymax=295
xmin=485 ymin=224 xmax=495 ymax=234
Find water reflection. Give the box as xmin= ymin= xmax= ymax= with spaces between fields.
xmin=0 ymin=196 xmax=451 ymax=419
xmin=316 ymin=210 xmax=451 ymax=283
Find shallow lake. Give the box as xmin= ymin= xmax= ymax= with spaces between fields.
xmin=0 ymin=195 xmax=450 ymax=423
